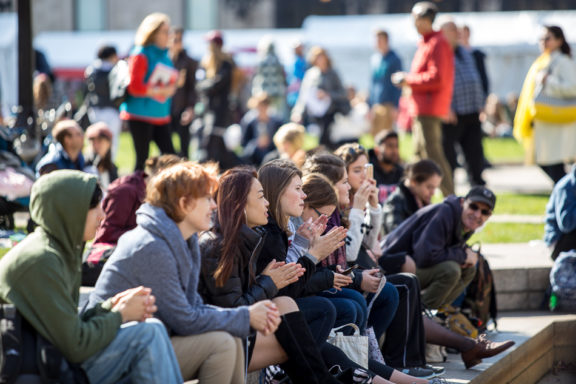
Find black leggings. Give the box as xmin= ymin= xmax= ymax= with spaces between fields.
xmin=320 ymin=342 xmax=394 ymax=380
xmin=126 ymin=119 xmax=175 ymax=171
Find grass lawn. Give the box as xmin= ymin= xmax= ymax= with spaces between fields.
xmin=0 ymin=248 xmax=9 ymax=259
xmin=469 ymin=222 xmax=545 ymax=244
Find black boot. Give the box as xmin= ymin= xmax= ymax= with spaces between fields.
xmin=274 ymin=311 xmax=341 ymax=384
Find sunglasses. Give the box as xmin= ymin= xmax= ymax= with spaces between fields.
xmin=468 ymin=202 xmax=492 ymax=216
xmin=313 ymin=207 xmax=324 ymax=217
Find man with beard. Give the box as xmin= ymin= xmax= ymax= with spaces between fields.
xmin=379 ymin=186 xmax=495 ymax=309
xmin=368 ymin=130 xmax=404 ymax=203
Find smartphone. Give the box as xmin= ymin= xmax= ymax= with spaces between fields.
xmin=341 ymin=264 xmax=359 ymax=275
xmin=365 ymin=163 xmax=374 ymax=180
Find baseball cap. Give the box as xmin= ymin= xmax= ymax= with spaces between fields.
xmin=465 ymin=186 xmax=496 ymax=211
xmin=205 ymin=30 xmax=223 ymax=46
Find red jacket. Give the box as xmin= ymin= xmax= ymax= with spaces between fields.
xmin=93 ymin=171 xmax=147 ymax=245
xmin=406 ymin=30 xmax=454 ymax=118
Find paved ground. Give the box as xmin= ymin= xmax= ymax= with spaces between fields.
xmin=439 ymin=311 xmax=576 ymax=383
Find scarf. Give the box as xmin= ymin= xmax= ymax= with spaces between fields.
xmin=322 ymin=209 xmax=347 ymax=269
xmin=513 ymin=52 xmax=551 ymax=164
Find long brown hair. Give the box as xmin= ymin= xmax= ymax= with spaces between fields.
xmin=214 ymin=167 xmax=257 ymax=287
xmin=258 ymin=159 xmax=302 ymax=233
xmin=301 ymin=154 xmax=346 ymax=185
xmin=302 ymin=173 xmax=338 ymax=209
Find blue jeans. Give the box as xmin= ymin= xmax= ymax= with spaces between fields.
xmin=366 ymin=282 xmax=399 ymax=339
xmin=319 ymin=288 xmax=368 ymax=334
xmin=82 ymin=319 xmax=183 ymax=384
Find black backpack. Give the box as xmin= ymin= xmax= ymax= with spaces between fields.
xmin=0 ymin=304 xmax=89 ymax=384
xmin=462 ymin=245 xmax=498 ymax=331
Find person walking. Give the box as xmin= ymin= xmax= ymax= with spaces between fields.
xmin=514 ymin=25 xmax=576 ymax=184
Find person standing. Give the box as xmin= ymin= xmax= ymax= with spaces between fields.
xmin=514 ymin=25 xmax=576 ymax=184
xmin=251 ymin=37 xmax=288 ymax=119
xmin=391 ymin=2 xmax=455 ymax=197
xmin=440 ymin=19 xmax=487 ymax=187
xmin=169 ymin=27 xmax=198 ymax=159
xmin=291 ymin=47 xmax=349 ymax=149
xmin=121 ymin=12 xmax=177 ymax=171
xmin=369 ymin=30 xmax=402 ymax=135
xmin=84 ymin=45 xmax=122 ymax=159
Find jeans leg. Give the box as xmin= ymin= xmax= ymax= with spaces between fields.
xmin=319 ymin=288 xmax=368 ymax=334
xmin=82 ymin=319 xmax=182 ymax=384
xmin=295 ymin=296 xmax=336 ymax=345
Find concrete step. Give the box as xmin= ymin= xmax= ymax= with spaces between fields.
xmin=483 ymin=242 xmax=553 ymax=311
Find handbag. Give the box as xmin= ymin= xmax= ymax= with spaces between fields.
xmin=365 ymin=276 xmax=387 ymax=365
xmin=327 ymin=323 xmax=369 ymax=369
xmin=531 ymin=57 xmax=576 ymax=124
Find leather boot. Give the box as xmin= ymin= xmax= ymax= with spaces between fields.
xmin=274 ymin=311 xmax=341 ymax=384
xmin=461 ymin=334 xmax=515 ymax=369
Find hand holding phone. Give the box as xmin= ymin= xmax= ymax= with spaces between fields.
xmin=365 ymin=163 xmax=374 ymax=180
xmin=341 ymin=264 xmax=359 ymax=275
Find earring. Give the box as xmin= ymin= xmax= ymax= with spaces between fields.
xmin=244 ymin=209 xmax=247 ymax=221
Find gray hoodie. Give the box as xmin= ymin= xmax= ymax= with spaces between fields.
xmin=88 ymin=203 xmax=250 ymax=337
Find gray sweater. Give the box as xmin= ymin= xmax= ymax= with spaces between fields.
xmin=87 ymin=203 xmax=250 ymax=337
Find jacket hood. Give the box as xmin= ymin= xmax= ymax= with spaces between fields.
xmin=443 ymin=195 xmax=466 ymax=234
xmin=30 ymin=170 xmax=98 ymax=264
xmin=136 ymin=203 xmax=196 ymax=280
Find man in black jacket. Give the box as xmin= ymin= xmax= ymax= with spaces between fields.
xmin=379 ymin=186 xmax=496 ymax=309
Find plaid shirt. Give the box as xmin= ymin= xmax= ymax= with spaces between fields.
xmin=452 ymin=46 xmax=485 ymax=114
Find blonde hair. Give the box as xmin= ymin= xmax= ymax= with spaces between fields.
xmin=307 ymin=46 xmax=332 ymax=68
xmin=134 ymin=13 xmax=170 ymax=46
xmin=273 ymin=123 xmax=306 ymax=151
xmin=201 ymin=41 xmax=231 ymax=79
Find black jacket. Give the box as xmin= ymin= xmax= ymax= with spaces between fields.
xmin=368 ymin=149 xmax=404 ymax=187
xmin=198 ymin=225 xmax=278 ymax=308
xmin=382 ymin=182 xmax=420 ymax=235
xmin=256 ymin=218 xmax=333 ymax=298
xmin=380 ymin=195 xmax=472 ymax=269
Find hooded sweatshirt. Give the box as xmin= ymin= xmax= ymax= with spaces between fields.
xmin=88 ymin=203 xmax=250 ymax=338
xmin=0 ymin=170 xmax=122 ymax=363
xmin=380 ymin=195 xmax=471 ymax=268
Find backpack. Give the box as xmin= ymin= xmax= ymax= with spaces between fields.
xmin=86 ymin=66 xmax=113 ymax=107
xmin=462 ymin=245 xmax=498 ymax=331
xmin=0 ymin=304 xmax=89 ymax=384
xmin=108 ymin=59 xmax=130 ymax=108
xmin=550 ymin=250 xmax=576 ymax=311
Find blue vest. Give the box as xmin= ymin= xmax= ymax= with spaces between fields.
xmin=120 ymin=45 xmax=174 ymax=121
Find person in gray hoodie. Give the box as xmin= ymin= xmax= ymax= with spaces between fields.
xmin=88 ymin=162 xmax=280 ymax=384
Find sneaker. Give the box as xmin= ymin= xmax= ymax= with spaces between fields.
xmin=428 ymin=378 xmax=450 ymax=384
xmin=424 ymin=364 xmax=446 ymax=376
xmin=397 ymin=366 xmax=435 ymax=379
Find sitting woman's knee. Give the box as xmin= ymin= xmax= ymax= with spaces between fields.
xmin=272 ymin=296 xmax=299 ymax=314
xmin=401 ymin=255 xmax=417 ymax=274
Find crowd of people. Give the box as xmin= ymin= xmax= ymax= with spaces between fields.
xmin=2 ymin=1 xmax=576 ymax=383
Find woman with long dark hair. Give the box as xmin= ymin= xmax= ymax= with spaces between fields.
xmin=199 ymin=167 xmax=341 ymax=383
xmin=88 ymin=162 xmax=281 ymax=384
